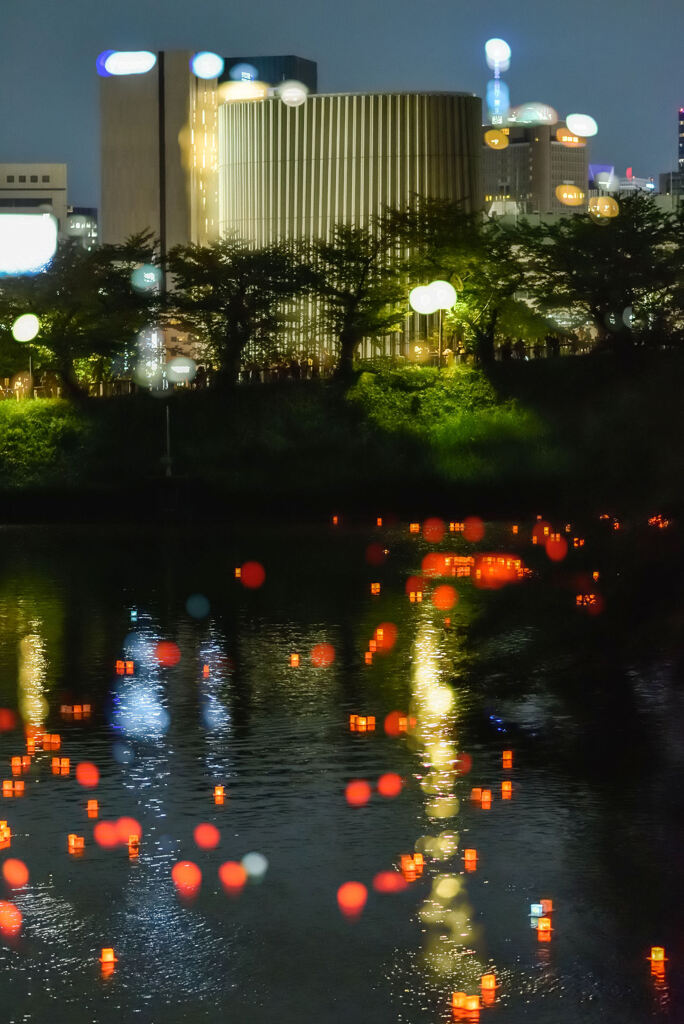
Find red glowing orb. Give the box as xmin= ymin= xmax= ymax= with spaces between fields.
xmin=116 ymin=817 xmax=142 ymax=844
xmin=423 ymin=517 xmax=446 ymax=543
xmin=0 ymin=901 xmax=21 ymax=937
xmin=377 ymin=773 xmax=403 ymax=798
xmin=155 ymin=641 xmax=181 ymax=667
xmin=463 ymin=517 xmax=485 ymax=542
xmin=373 ymin=871 xmax=407 ymax=893
xmin=545 ymin=536 xmax=568 ymax=562
xmin=93 ymin=821 xmax=119 ymax=849
xmin=365 ymin=542 xmax=387 ymax=566
xmin=172 ymin=860 xmax=202 ymax=896
xmin=76 ymin=762 xmax=100 ymax=788
xmin=337 ymin=881 xmax=368 ymax=918
xmin=422 ymin=552 xmax=448 ymax=578
xmin=345 ymin=779 xmax=372 ymax=807
xmin=2 ymin=859 xmax=28 ymax=888
xmin=219 ymin=861 xmax=247 ymax=893
xmin=240 ymin=561 xmax=266 ymax=589
xmin=374 ymin=622 xmax=397 ymax=652
xmin=0 ymin=710 xmax=17 ymax=732
xmin=405 ymin=575 xmax=426 ymax=595
xmin=454 ymin=752 xmax=473 ymax=774
xmin=432 ymin=584 xmax=457 ymax=610
xmin=310 ymin=643 xmax=335 ymax=667
xmin=194 ymin=823 xmax=220 ymax=850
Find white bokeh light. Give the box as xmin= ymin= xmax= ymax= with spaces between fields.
xmin=485 ymin=38 xmax=511 ymax=71
xmin=277 ymin=80 xmax=308 ymax=107
xmin=11 ymin=314 xmax=40 ymax=342
xmin=0 ymin=213 xmax=58 ymax=276
xmin=566 ymin=113 xmax=598 ymax=138
xmin=102 ymin=51 xmax=157 ymax=76
xmin=190 ymin=52 xmax=225 ymax=79
xmin=428 ymin=281 xmax=457 ymax=310
xmin=409 ymin=286 xmax=440 ymax=315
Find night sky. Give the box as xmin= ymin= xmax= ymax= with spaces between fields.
xmin=2 ymin=0 xmax=683 ymax=208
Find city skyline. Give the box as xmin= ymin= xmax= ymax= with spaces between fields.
xmin=1 ymin=0 xmax=683 ymax=209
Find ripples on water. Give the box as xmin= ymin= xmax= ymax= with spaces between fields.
xmin=0 ymin=520 xmax=681 ymax=1022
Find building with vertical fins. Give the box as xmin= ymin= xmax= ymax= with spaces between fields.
xmin=217 ymin=91 xmax=482 ymax=244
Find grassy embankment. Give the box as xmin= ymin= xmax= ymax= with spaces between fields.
xmin=0 ymin=352 xmax=680 ymax=519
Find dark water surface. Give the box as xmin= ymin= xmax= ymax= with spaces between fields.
xmin=0 ymin=519 xmax=682 ymax=1023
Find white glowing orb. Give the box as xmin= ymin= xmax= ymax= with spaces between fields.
xmin=190 ymin=52 xmax=225 ymax=79
xmin=131 ymin=264 xmax=162 ymax=293
xmin=278 ymin=80 xmax=308 ymax=107
xmin=0 ymin=213 xmax=58 ymax=276
xmin=166 ymin=356 xmax=197 ymax=383
xmin=566 ymin=113 xmax=598 ymax=138
xmin=11 ymin=314 xmax=40 ymax=343
xmin=409 ymin=285 xmax=440 ymax=315
xmin=103 ymin=51 xmax=157 ymax=77
xmin=485 ymin=38 xmax=511 ymax=71
xmin=429 ymin=280 xmax=458 ymax=310
xmin=242 ymin=851 xmax=269 ymax=880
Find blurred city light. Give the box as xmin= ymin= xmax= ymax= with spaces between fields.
xmin=11 ymin=314 xmax=40 ymax=342
xmin=0 ymin=213 xmax=58 ymax=276
xmin=190 ymin=52 xmax=225 ymax=79
xmin=97 ymin=51 xmax=157 ymax=77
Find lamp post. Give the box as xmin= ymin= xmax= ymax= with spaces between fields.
xmin=409 ymin=280 xmax=458 ymax=368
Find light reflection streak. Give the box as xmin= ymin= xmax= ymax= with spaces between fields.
xmin=18 ymin=626 xmax=48 ymax=726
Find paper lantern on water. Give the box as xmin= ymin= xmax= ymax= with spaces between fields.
xmin=471 ymin=787 xmax=482 ymax=802
xmin=502 ymin=780 xmax=512 ymax=799
xmin=452 ymin=992 xmax=467 ymax=1009
xmin=480 ymin=789 xmax=492 ymax=809
xmin=68 ymin=834 xmax=85 ymax=854
xmin=87 ymin=799 xmax=99 ymax=818
xmin=502 ymin=750 xmax=513 ymax=767
xmin=100 ymin=947 xmax=117 ymax=965
xmin=530 ymin=903 xmax=543 ymax=917
xmin=541 ymin=898 xmax=553 ymax=914
xmin=289 ymin=653 xmax=300 ymax=667
xmin=650 ymin=947 xmax=666 ymax=962
xmin=481 ymin=974 xmax=496 ymax=991
xmin=214 ymin=785 xmax=225 ymax=804
xmin=128 ymin=834 xmax=140 ymax=858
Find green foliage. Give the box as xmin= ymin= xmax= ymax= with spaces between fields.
xmin=0 ymin=400 xmax=90 ymax=487
xmin=307 ymin=224 xmax=407 ymax=377
xmin=0 ymin=233 xmax=157 ymax=399
xmin=166 ymin=237 xmax=311 ymax=385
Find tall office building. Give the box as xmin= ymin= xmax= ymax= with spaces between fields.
xmin=218 ymin=92 xmax=482 ymax=244
xmin=482 ymin=122 xmax=589 ymax=215
xmin=0 ymin=164 xmax=68 ymax=229
xmin=100 ymin=50 xmax=219 ymax=250
xmin=679 ymin=107 xmax=684 ymax=171
xmin=658 ymin=108 xmax=684 ymax=201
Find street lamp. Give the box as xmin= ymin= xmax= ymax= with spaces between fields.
xmin=409 ymin=280 xmax=458 ymax=368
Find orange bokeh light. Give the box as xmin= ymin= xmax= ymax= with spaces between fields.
xmin=365 ymin=542 xmax=386 ymax=566
xmin=155 ymin=641 xmax=181 ymax=667
xmin=310 ymin=642 xmax=335 ymax=667
xmin=219 ymin=860 xmax=247 ymax=893
xmin=116 ymin=817 xmax=142 ymax=844
xmin=0 ymin=710 xmax=17 ymax=732
xmin=337 ymin=881 xmax=367 ymax=919
xmin=194 ymin=823 xmax=220 ymax=849
xmin=0 ymin=900 xmax=21 ymax=937
xmin=171 ymin=860 xmax=202 ymax=896
xmin=377 ymin=773 xmax=403 ymax=798
xmin=545 ymin=536 xmax=568 ymax=562
xmin=2 ymin=859 xmax=28 ymax=888
xmin=240 ymin=561 xmax=266 ymax=589
xmin=422 ymin=552 xmax=448 ymax=578
xmin=346 ymin=779 xmax=372 ymax=807
xmin=384 ymin=710 xmax=412 ymax=737
xmin=432 ymin=584 xmax=457 ymax=610
xmin=405 ymin=574 xmax=426 ymax=595
xmin=76 ymin=762 xmax=100 ymax=788
xmin=423 ymin=517 xmax=446 ymax=543
xmin=374 ymin=622 xmax=397 ymax=652
xmin=463 ymin=517 xmax=485 ymax=542
xmin=373 ymin=871 xmax=407 ymax=893
xmin=93 ymin=821 xmax=119 ymax=849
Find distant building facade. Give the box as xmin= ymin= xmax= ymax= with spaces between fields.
xmin=218 ymin=91 xmax=483 ymax=244
xmin=482 ymin=123 xmax=589 ymax=215
xmin=0 ymin=163 xmax=68 ymax=229
xmin=65 ymin=206 xmax=99 ymax=250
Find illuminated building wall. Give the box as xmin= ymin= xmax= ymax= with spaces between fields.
xmin=100 ymin=50 xmax=219 ymax=249
xmin=483 ymin=123 xmax=589 ymax=215
xmin=679 ymin=108 xmax=684 ymax=171
xmin=0 ymin=163 xmax=68 ymax=230
xmin=218 ymin=92 xmax=483 ymax=244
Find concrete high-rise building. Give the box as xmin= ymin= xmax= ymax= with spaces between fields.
xmin=100 ymin=50 xmax=219 ymax=251
xmin=679 ymin=107 xmax=684 ymax=171
xmin=218 ymin=92 xmax=482 ymax=244
xmin=482 ymin=123 xmax=589 ymax=215
xmin=0 ymin=163 xmax=68 ymax=229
